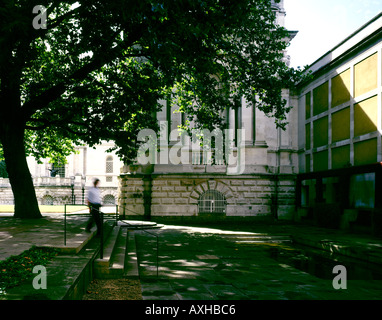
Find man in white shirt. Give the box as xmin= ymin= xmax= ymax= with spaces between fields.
xmin=85 ymin=178 xmax=102 ymax=235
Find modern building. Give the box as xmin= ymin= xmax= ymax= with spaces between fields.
xmin=118 ymin=0 xmax=300 ymax=223
xmin=295 ymin=13 xmax=382 ymax=234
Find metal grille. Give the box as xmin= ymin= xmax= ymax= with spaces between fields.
xmin=103 ymin=194 xmax=115 ymax=205
xmin=50 ymin=163 xmax=66 ymax=177
xmin=198 ymin=190 xmax=226 ymax=214
xmin=42 ymin=195 xmax=54 ymax=205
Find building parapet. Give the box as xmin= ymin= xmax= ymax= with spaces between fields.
xmin=0 ymin=177 xmax=75 ymax=187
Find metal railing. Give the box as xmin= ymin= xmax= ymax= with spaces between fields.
xmin=63 ymin=204 xmax=119 ymax=259
xmin=63 ymin=202 xmax=160 ymax=276
xmin=117 ymin=204 xmax=160 ymax=278
xmin=117 ymin=204 xmax=146 ymax=220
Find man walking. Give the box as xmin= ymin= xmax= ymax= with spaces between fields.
xmin=85 ymin=178 xmax=102 ymax=236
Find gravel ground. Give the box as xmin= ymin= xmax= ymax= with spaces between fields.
xmin=82 ymin=279 xmax=143 ymax=300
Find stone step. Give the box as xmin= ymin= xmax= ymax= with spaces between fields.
xmin=109 ymin=227 xmax=129 ymax=274
xmin=118 ymin=220 xmax=164 ymax=230
xmin=235 ymin=239 xmax=293 ymax=244
xmin=218 ymin=233 xmax=293 ymax=245
xmin=93 ymin=226 xmax=140 ymax=279
xmin=124 ymin=231 xmax=139 ymax=279
xmin=94 ymin=226 xmax=121 ymax=277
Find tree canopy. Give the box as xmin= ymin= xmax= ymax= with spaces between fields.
xmin=0 ymin=0 xmax=305 ymax=218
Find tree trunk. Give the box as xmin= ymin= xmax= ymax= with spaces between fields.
xmin=0 ymin=122 xmax=42 ymax=219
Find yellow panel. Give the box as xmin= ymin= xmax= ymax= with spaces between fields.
xmin=332 ymin=107 xmax=350 ymax=143
xmin=331 ymin=69 xmax=351 ymax=107
xmin=354 ymin=53 xmax=378 ymax=98
xmin=313 ymin=116 xmax=328 ymax=148
xmin=305 ymin=123 xmax=311 ymax=149
xmin=354 ymin=95 xmax=378 ymax=137
xmin=305 ymin=92 xmax=311 ymax=119
xmin=332 ymin=145 xmax=350 ymax=169
xmin=313 ymin=150 xmax=328 ymax=172
xmin=354 ymin=138 xmax=377 ymax=166
xmin=313 ymin=82 xmax=329 ymax=116
xmin=305 ymin=154 xmax=311 ymax=173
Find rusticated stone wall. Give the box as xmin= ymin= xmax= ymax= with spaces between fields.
xmin=118 ymin=173 xmax=297 ymax=221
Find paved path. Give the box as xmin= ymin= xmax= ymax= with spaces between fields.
xmin=135 ymin=224 xmax=382 ymax=300
xmin=1 ymin=214 xmax=382 ymax=300
xmin=0 ymin=213 xmax=95 ymax=260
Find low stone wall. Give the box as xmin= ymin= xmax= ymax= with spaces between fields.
xmin=118 ymin=173 xmax=297 ymax=221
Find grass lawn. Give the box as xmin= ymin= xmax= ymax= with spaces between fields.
xmin=0 ymin=205 xmax=88 ymax=213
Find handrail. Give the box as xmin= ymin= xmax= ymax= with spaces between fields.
xmin=117 ymin=204 xmax=159 ymax=278
xmin=64 ymin=203 xmax=159 ymax=276
xmin=117 ymin=204 xmax=155 ymax=230
xmin=64 ymin=204 xmax=118 ymax=259
xmin=118 ymin=203 xmax=144 ymax=219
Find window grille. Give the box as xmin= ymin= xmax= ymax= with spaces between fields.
xmin=106 ymin=156 xmax=113 ymax=173
xmin=103 ymin=194 xmax=115 ymax=205
xmin=42 ymin=195 xmax=54 ymax=205
xmin=106 ymin=176 xmax=113 ymax=182
xmin=51 ymin=163 xmax=65 ymax=177
xmin=198 ymin=190 xmax=226 ymax=215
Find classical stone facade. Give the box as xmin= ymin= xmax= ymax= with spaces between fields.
xmin=118 ymin=1 xmax=299 ymax=222
xmin=0 ymin=142 xmax=123 ymax=206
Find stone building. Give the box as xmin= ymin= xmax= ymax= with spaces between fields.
xmin=118 ymin=0 xmax=300 ymax=223
xmin=0 ymin=142 xmax=123 ymax=206
xmin=295 ymin=13 xmax=382 ymax=234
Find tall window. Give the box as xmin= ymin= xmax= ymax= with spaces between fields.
xmin=50 ymin=162 xmax=65 ymax=177
xmin=106 ymin=156 xmax=113 ymax=174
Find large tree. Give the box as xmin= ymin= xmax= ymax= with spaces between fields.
xmin=0 ymin=0 xmax=304 ymax=219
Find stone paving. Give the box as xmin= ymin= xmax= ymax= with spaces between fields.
xmin=0 ymin=213 xmax=113 ymax=300
xmin=134 ymin=224 xmax=382 ymax=300
xmin=1 ymin=213 xmax=382 ymax=300
xmin=0 ymin=213 xmax=95 ymax=259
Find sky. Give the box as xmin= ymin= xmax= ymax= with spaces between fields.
xmin=284 ymin=0 xmax=382 ymax=69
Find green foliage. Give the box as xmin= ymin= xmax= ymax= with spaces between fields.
xmin=0 ymin=0 xmax=307 ymax=164
xmin=0 ymin=246 xmax=59 ymax=294
xmin=0 ymin=161 xmax=8 ymax=178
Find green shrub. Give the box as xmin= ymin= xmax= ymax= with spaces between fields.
xmin=0 ymin=246 xmax=59 ymax=294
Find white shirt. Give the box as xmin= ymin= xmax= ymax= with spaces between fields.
xmin=87 ymin=186 xmax=101 ymax=205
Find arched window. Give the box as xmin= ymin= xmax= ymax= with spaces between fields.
xmin=42 ymin=195 xmax=54 ymax=205
xmin=106 ymin=156 xmax=113 ymax=173
xmin=198 ymin=190 xmax=226 ymax=215
xmin=103 ymin=194 xmax=115 ymax=205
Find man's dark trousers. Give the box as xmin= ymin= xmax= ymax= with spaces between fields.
xmin=86 ymin=203 xmax=102 ymax=235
